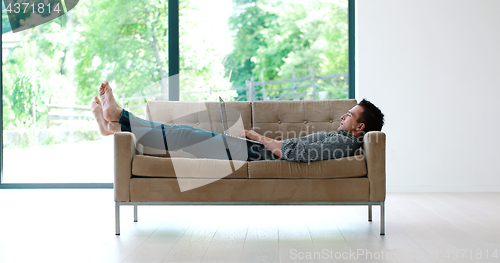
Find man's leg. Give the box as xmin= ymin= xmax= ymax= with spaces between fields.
xmin=97 ymin=80 xmax=247 ymax=161
xmin=119 ymin=109 xmax=247 ymax=161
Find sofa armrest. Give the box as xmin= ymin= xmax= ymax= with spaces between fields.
xmin=363 ymin=131 xmax=386 ymax=202
xmin=114 ymin=132 xmax=138 ymax=202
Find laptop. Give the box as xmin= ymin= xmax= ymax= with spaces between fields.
xmin=219 ymin=96 xmax=263 ymax=145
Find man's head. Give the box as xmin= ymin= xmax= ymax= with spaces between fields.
xmin=337 ymin=99 xmax=384 ymax=138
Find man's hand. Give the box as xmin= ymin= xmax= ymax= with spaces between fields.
xmin=239 ymin=129 xmax=283 ymax=158
xmin=239 ymin=129 xmax=263 ymax=142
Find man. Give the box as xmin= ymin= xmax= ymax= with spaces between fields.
xmin=92 ymin=80 xmax=384 ymax=162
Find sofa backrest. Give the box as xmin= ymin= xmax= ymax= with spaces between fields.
xmin=145 ymin=101 xmax=252 ymax=136
xmin=144 ymin=99 xmax=357 ymax=140
xmin=252 ymin=99 xmax=357 ymax=140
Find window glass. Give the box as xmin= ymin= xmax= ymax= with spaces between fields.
xmin=1 ymin=0 xmax=168 ymax=183
xmin=179 ymin=0 xmax=348 ymax=101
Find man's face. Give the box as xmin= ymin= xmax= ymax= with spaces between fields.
xmin=338 ymin=105 xmax=364 ymax=133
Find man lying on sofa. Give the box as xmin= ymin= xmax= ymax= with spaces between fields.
xmin=91 ymin=80 xmax=384 ymax=163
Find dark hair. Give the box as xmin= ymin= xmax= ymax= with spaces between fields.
xmin=357 ymin=99 xmax=385 ymax=133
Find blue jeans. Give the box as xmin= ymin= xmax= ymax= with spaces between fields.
xmin=118 ymin=109 xmax=262 ymax=161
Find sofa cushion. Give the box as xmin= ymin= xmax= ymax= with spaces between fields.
xmin=129 ymin=177 xmax=370 ymax=202
xmin=132 ymin=156 xmax=247 ymax=179
xmin=252 ymin=100 xmax=357 ymax=140
xmin=248 ymin=155 xmax=367 ymax=179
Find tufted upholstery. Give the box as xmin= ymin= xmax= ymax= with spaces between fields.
xmin=252 ymin=99 xmax=357 ymax=140
xmin=144 ymin=101 xmax=252 ymax=136
xmin=143 ymin=99 xmax=356 ymax=140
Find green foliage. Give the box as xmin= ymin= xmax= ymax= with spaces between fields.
xmin=225 ymin=0 xmax=349 ymax=98
xmin=10 ymin=74 xmax=45 ymax=126
xmin=72 ymin=0 xmax=170 ymax=104
xmin=225 ymin=0 xmax=278 ymax=88
xmin=2 ymin=17 xmax=68 ymax=130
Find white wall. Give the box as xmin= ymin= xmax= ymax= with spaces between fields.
xmin=356 ymin=0 xmax=500 ymax=192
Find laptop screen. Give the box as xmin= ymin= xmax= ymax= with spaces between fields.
xmin=218 ymin=96 xmax=229 ymax=135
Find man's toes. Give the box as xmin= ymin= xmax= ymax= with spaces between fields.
xmin=91 ymin=96 xmax=100 ymax=106
xmin=103 ymin=79 xmax=112 ymax=93
xmin=99 ymin=84 xmax=106 ymax=96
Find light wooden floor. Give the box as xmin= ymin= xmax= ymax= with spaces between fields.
xmin=0 ymin=190 xmax=499 ymax=263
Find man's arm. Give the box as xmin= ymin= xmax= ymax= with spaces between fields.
xmin=240 ymin=130 xmax=283 ymax=158
xmin=280 ymin=131 xmax=361 ymax=162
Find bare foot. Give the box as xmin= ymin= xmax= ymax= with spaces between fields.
xmin=99 ymin=79 xmax=122 ymax=122
xmin=107 ymin=121 xmax=121 ymax=134
xmin=91 ymin=96 xmax=113 ymax=136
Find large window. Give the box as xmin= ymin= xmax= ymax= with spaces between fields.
xmin=1 ymin=0 xmax=353 ymax=187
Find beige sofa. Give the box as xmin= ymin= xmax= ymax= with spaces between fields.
xmin=114 ymin=99 xmax=386 ymax=235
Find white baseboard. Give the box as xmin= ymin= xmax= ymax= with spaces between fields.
xmin=387 ymin=185 xmax=500 ymax=193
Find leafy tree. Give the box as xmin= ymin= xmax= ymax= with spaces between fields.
xmin=72 ymin=0 xmax=170 ymax=105
xmin=225 ymin=0 xmax=349 ymax=99
xmin=224 ymin=0 xmax=278 ymax=89
xmin=2 ymin=17 xmax=71 ymax=130
xmin=71 ymin=0 xmax=231 ymax=105
xmin=10 ymin=74 xmax=45 ymax=126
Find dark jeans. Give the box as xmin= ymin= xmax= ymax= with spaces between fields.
xmin=118 ymin=109 xmax=263 ymax=161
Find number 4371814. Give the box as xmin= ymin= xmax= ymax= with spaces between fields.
xmin=5 ymin=2 xmax=61 ymax=14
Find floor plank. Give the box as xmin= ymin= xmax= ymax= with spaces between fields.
xmin=120 ymin=207 xmax=194 ymax=263
xmin=201 ymin=206 xmax=248 ymax=263
xmin=240 ymin=206 xmax=280 ymax=263
xmin=306 ymin=206 xmax=359 ymax=263
xmin=160 ymin=206 xmax=219 ymax=262
xmin=277 ymin=206 xmax=315 ymax=263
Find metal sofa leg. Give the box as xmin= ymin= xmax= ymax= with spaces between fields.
xmin=115 ymin=202 xmax=121 ymax=235
xmin=134 ymin=205 xmax=138 ymax=222
xmin=368 ymin=205 xmax=372 ymax=221
xmin=380 ymin=201 xmax=385 ymax=235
